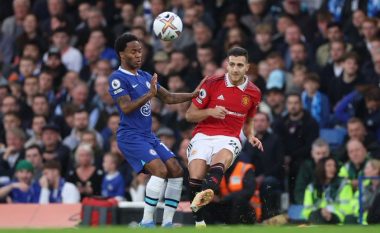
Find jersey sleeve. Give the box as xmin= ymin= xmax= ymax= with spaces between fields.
xmin=248 ymin=90 xmax=262 ymax=118
xmin=108 ymin=74 xmax=129 ymax=100
xmin=192 ymin=81 xmax=211 ymax=109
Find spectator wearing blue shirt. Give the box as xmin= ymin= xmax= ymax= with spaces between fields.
xmin=101 ymin=152 xmax=126 ymax=201
xmin=0 ymin=160 xmax=40 ymax=203
xmin=302 ymin=73 xmax=331 ymax=128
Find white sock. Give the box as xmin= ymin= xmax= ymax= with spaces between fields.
xmin=141 ymin=176 xmax=165 ymax=224
xmin=162 ymin=177 xmax=183 ymax=225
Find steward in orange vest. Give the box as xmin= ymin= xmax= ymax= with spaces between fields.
xmin=202 ymin=160 xmax=259 ymax=224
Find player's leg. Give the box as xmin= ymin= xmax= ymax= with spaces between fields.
xmin=186 ymin=135 xmax=212 ymax=226
xmin=192 ymin=136 xmax=241 ymax=211
xmin=188 ymin=158 xmax=208 ymax=225
xmin=141 ymin=159 xmax=168 ymax=226
xmin=154 ymin=141 xmax=184 ymax=226
xmin=117 ymin=138 xmax=167 ymax=227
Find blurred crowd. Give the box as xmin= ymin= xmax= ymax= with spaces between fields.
xmin=0 ymin=0 xmax=380 ymax=225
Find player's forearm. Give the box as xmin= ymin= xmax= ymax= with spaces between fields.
xmin=162 ymin=92 xmax=194 ymax=104
xmin=186 ymin=108 xmax=211 ymax=122
xmin=118 ymin=93 xmax=153 ymax=114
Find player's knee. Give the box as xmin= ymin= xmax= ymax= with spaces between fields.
xmin=153 ymin=166 xmax=168 ymax=178
xmin=170 ymin=165 xmax=183 ymax=178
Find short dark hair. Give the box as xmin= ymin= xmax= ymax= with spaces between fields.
xmin=305 ymin=73 xmax=320 ymax=84
xmin=32 ymin=93 xmax=48 ymax=102
xmin=26 ymin=144 xmax=42 ymax=155
xmin=227 ymin=46 xmax=248 ymax=62
xmin=43 ymin=160 xmax=61 ymax=172
xmin=114 ymin=33 xmax=139 ymax=58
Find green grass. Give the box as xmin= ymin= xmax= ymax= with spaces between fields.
xmin=0 ymin=225 xmax=380 ymax=233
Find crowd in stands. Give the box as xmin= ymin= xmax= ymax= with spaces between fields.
xmin=0 ymin=0 xmax=380 ymax=225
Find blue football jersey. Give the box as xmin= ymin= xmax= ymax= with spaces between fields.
xmin=101 ymin=172 xmax=125 ymax=198
xmin=108 ymin=67 xmax=161 ymax=135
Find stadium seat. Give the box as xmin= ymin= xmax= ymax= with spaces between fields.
xmin=287 ymin=204 xmax=305 ymax=222
xmin=319 ymin=128 xmax=347 ymax=150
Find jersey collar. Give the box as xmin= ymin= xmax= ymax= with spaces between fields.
xmin=225 ymin=74 xmax=248 ymax=91
xmin=118 ymin=66 xmax=137 ymax=76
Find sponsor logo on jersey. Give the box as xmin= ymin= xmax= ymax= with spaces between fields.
xmin=140 ymin=101 xmax=151 ymax=116
xmin=146 ymin=81 xmax=151 ymax=89
xmin=114 ymin=88 xmax=124 ymax=94
xmin=111 ymin=79 xmax=121 ymax=89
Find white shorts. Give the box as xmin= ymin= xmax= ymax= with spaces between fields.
xmin=186 ymin=133 xmax=242 ymax=165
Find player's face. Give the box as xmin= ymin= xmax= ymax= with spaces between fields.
xmin=122 ymin=41 xmax=142 ymax=69
xmin=227 ymin=56 xmax=249 ymax=84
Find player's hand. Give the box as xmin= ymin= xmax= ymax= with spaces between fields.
xmin=149 ymin=73 xmax=158 ymax=97
xmin=209 ymin=106 xmax=228 ymax=119
xmin=12 ymin=182 xmax=29 ymax=192
xmin=39 ymin=176 xmax=49 ymax=188
xmin=249 ymin=136 xmax=264 ymax=151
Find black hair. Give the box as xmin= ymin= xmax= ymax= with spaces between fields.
xmin=114 ymin=33 xmax=139 ymax=58
xmin=43 ymin=160 xmax=62 ymax=172
xmin=25 ymin=144 xmax=42 ymax=155
xmin=327 ymin=22 xmax=342 ymax=30
xmin=227 ymin=46 xmax=248 ymax=62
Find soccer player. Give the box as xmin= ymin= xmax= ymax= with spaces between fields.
xmin=108 ymin=33 xmax=198 ymax=227
xmin=185 ymin=47 xmax=263 ymax=226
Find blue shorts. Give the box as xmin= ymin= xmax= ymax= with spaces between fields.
xmin=116 ymin=133 xmax=175 ymax=173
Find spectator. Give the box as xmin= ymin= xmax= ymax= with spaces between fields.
xmin=79 ymin=130 xmax=104 ymax=169
xmin=204 ymin=159 xmax=256 ymax=224
xmin=249 ymin=23 xmax=276 ymax=64
xmin=1 ymin=0 xmax=30 ymax=39
xmin=40 ymin=0 xmax=67 ymax=36
xmin=0 ymin=31 xmax=14 ymax=68
xmin=338 ymin=139 xmax=370 ymax=189
xmin=47 ymin=27 xmax=83 ymax=73
xmin=87 ymin=28 xmax=118 ymax=68
xmin=273 ymin=92 xmax=319 ymax=203
xmin=334 ymin=117 xmax=380 ymax=162
xmin=352 ymin=159 xmax=380 ymax=224
xmin=240 ymin=112 xmax=284 ymax=218
xmin=100 ymin=113 xmax=119 ymax=152
xmin=8 ymin=56 xmax=36 ymax=83
xmin=301 ymin=73 xmax=331 ymax=127
xmin=363 ymin=87 xmax=380 ymax=142
xmin=39 ymin=160 xmax=80 ymax=204
xmin=22 ymin=76 xmax=39 ymax=107
xmin=101 ymin=152 xmax=126 ymax=201
xmin=316 ymin=22 xmax=351 ymax=68
xmin=302 ymin=157 xmax=354 ymax=224
xmin=25 ymin=114 xmax=46 ymax=148
xmin=0 ymin=128 xmax=26 ymax=178
xmin=294 ymin=138 xmax=330 ymax=204
xmin=42 ymin=47 xmax=67 ymax=88
xmin=113 ymin=3 xmax=135 ymax=38
xmin=63 ymin=108 xmax=103 ymax=151
xmin=41 ymin=124 xmax=71 ymax=176
xmin=240 ymin=0 xmax=273 ymax=36
xmin=14 ymin=14 xmax=45 ymax=56
xmin=0 ymin=160 xmax=40 ymax=203
xmin=66 ymin=143 xmax=103 ymax=199
xmin=24 ymin=144 xmax=44 ymax=180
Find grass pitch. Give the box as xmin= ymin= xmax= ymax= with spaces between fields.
xmin=0 ymin=225 xmax=380 ymax=233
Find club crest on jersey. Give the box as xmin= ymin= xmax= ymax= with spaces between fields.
xmin=146 ymin=81 xmax=151 ymax=89
xmin=111 ymin=79 xmax=121 ymax=89
xmin=241 ymin=95 xmax=250 ymax=107
xmin=149 ymin=149 xmax=157 ymax=156
xmin=199 ymin=89 xmax=207 ymax=99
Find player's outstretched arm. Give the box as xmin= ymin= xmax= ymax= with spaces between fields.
xmin=117 ymin=75 xmax=158 ymax=114
xmin=185 ymin=103 xmax=227 ymax=122
xmin=156 ymin=86 xmax=198 ymax=104
xmin=244 ymin=117 xmax=264 ymax=151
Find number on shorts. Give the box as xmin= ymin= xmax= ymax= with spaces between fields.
xmin=229 ymin=140 xmax=240 ymax=156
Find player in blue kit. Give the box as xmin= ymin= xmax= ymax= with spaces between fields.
xmin=108 ymin=33 xmax=198 ymax=227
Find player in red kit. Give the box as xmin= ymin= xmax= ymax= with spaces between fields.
xmin=185 ymin=47 xmax=263 ymax=227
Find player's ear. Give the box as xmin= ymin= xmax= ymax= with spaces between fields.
xmin=245 ymin=62 xmax=250 ymax=72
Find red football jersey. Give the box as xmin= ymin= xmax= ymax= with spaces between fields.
xmin=192 ymin=74 xmax=262 ymax=139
